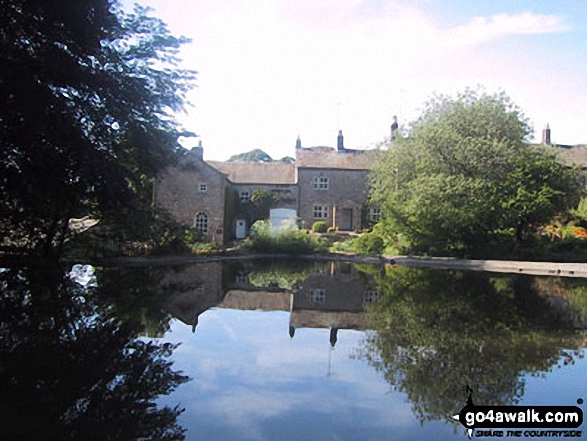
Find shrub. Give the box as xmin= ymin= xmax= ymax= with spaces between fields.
xmin=312 ymin=221 xmax=328 ymax=233
xmin=330 ymin=239 xmax=356 ymax=253
xmin=243 ymin=220 xmax=328 ymax=254
xmin=354 ymin=233 xmax=385 ymax=254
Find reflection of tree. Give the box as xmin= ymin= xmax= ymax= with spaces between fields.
xmin=0 ymin=264 xmax=188 ymax=441
xmin=360 ymin=267 xmax=585 ymax=425
xmin=96 ymin=266 xmax=182 ymax=337
xmin=243 ymin=258 xmax=319 ymax=290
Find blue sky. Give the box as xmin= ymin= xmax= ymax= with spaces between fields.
xmin=123 ymin=0 xmax=587 ymax=160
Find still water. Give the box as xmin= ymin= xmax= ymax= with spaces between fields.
xmin=1 ymin=258 xmax=586 ymax=440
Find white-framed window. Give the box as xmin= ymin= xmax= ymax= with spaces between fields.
xmin=368 ymin=207 xmax=382 ymax=223
xmin=239 ymin=191 xmax=250 ymax=203
xmin=363 ymin=290 xmax=381 ymax=305
xmin=313 ymin=176 xmax=329 ymax=190
xmin=194 ymin=212 xmax=209 ymax=234
xmin=199 ymin=183 xmax=207 ymax=193
xmin=313 ymin=205 xmax=329 ymax=219
xmin=309 ymin=288 xmax=326 ymax=304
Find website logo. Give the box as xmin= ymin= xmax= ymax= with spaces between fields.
xmin=452 ymin=389 xmax=583 ymax=438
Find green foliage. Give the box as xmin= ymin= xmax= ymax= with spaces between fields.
xmin=244 ymin=259 xmax=317 ymax=290
xmin=312 ymin=221 xmax=328 ymax=233
xmin=570 ymin=196 xmax=587 ymax=225
xmin=359 ymin=267 xmax=585 ymax=425
xmin=234 ymin=189 xmax=277 ymax=233
xmin=331 ymin=224 xmax=389 ymax=255
xmin=242 ymin=220 xmax=328 ymax=254
xmin=370 ymin=88 xmax=583 ymax=254
xmin=330 ymin=239 xmax=357 ymax=253
xmin=354 ymin=233 xmax=385 ymax=254
xmin=229 ymin=149 xmax=272 ymax=162
xmin=1 ymin=1 xmax=195 ymax=256
xmin=228 ymin=149 xmax=294 ymax=163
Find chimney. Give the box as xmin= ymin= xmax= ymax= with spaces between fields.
xmin=542 ymin=124 xmax=551 ymax=146
xmin=193 ymin=139 xmax=204 ymax=159
xmin=337 ymin=130 xmax=344 ymax=151
xmin=295 ymin=136 xmax=302 ymax=150
xmin=391 ymin=115 xmax=398 ymax=140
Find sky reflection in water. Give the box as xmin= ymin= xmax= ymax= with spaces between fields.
xmin=3 ymin=260 xmax=585 ymax=441
xmin=153 ymin=261 xmax=587 ymax=441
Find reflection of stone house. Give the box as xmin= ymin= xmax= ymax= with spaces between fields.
xmin=154 ymin=132 xmax=378 ymax=245
xmin=164 ymin=260 xmax=380 ymax=346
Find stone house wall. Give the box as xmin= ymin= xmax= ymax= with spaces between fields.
xmin=155 ymin=150 xmax=227 ymax=245
xmin=297 ymin=167 xmax=370 ymax=230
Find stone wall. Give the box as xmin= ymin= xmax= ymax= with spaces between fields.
xmin=155 ymin=151 xmax=227 ymax=245
xmin=297 ymin=167 xmax=370 ymax=230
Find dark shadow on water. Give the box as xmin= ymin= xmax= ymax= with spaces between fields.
xmin=0 ymin=262 xmax=189 ymax=441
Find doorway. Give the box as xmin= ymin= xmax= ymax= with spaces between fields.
xmin=341 ymin=208 xmax=353 ymax=231
xmin=236 ymin=219 xmax=246 ymax=239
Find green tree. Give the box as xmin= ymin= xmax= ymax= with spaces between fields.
xmin=1 ymin=0 xmax=196 ymax=255
xmin=370 ymin=89 xmax=583 ymax=253
xmin=229 ymin=149 xmax=273 ymax=162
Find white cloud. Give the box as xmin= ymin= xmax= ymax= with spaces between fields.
xmin=443 ymin=12 xmax=568 ymax=50
xmin=125 ymin=0 xmax=584 ymax=158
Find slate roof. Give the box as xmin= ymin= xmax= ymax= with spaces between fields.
xmin=550 ymin=145 xmax=587 ymax=168
xmin=295 ymin=148 xmax=378 ymax=170
xmin=207 ymin=161 xmax=296 ymax=184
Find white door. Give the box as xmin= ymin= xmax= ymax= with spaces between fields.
xmin=236 ymin=219 xmax=246 ymax=239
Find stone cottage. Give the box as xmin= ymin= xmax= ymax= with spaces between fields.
xmin=154 ymin=132 xmax=379 ymax=245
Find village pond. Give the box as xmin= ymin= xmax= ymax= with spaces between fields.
xmin=1 ymin=258 xmax=586 ymax=440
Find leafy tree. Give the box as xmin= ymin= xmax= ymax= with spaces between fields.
xmin=1 ymin=0 xmax=196 ymax=255
xmin=228 ymin=149 xmax=294 ymax=163
xmin=229 ymin=149 xmax=273 ymax=162
xmin=370 ymin=89 xmax=583 ymax=253
xmin=235 ymin=188 xmax=277 ymax=229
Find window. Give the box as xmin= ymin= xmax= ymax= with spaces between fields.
xmin=368 ymin=207 xmax=382 ymax=223
xmin=194 ymin=212 xmax=209 ymax=234
xmin=364 ymin=290 xmax=381 ymax=305
xmin=309 ymin=288 xmax=326 ymax=304
xmin=199 ymin=183 xmax=207 ymax=192
xmin=235 ymin=271 xmax=249 ymax=284
xmin=313 ymin=176 xmax=329 ymax=190
xmin=313 ymin=205 xmax=328 ymax=219
xmin=239 ymin=191 xmax=250 ymax=202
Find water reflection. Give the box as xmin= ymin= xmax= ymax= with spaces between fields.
xmin=164 ymin=260 xmax=381 ymax=347
xmin=157 ymin=259 xmax=586 ymax=435
xmin=0 ymin=263 xmax=189 ymax=441
xmin=359 ymin=267 xmax=586 ymax=425
xmin=2 ymin=259 xmax=585 ymax=440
